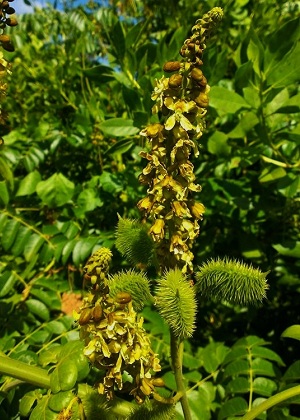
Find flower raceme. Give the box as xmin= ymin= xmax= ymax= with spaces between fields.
xmin=138 ymin=7 xmax=223 ymax=273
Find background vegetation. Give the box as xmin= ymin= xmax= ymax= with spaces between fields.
xmin=0 ymin=0 xmax=299 ymax=418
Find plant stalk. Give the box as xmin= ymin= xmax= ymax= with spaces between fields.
xmin=170 ymin=331 xmax=192 ymax=420
xmin=0 ymin=356 xmax=51 ymax=390
xmin=241 ymin=385 xmax=300 ymax=420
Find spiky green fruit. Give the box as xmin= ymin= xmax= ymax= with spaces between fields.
xmin=196 ymin=258 xmax=269 ymax=305
xmin=109 ymin=270 xmax=152 ymax=312
xmin=115 ymin=217 xmax=155 ymax=267
xmin=155 ymin=268 xmax=197 ymax=339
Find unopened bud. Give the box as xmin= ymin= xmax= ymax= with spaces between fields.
xmin=163 ymin=61 xmax=181 ymax=72
xmin=115 ymin=291 xmax=132 ymax=304
xmin=194 ymin=92 xmax=209 ymax=107
xmin=5 ymin=17 xmax=18 ymax=26
xmin=168 ymin=73 xmax=183 ymax=88
xmin=190 ymin=68 xmax=203 ymax=82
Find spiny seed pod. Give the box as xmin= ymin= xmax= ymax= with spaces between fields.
xmin=163 ymin=61 xmax=181 ymax=72
xmin=194 ymin=92 xmax=209 ymax=107
xmin=78 ymin=308 xmax=92 ymax=325
xmin=169 ymin=73 xmax=183 ymax=88
xmin=190 ymin=68 xmax=203 ymax=82
xmin=115 ymin=291 xmax=132 ymax=304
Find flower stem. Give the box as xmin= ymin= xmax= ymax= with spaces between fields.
xmin=170 ymin=331 xmax=192 ymax=420
xmin=0 ymin=356 xmax=51 ymax=390
xmin=241 ymin=385 xmax=300 ymax=420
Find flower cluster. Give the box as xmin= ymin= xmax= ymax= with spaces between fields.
xmin=0 ymin=0 xmax=17 ymax=142
xmin=75 ymin=248 xmax=162 ymax=403
xmin=138 ymin=8 xmax=223 ymax=274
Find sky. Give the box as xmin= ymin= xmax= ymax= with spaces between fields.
xmin=17 ymin=0 xmax=88 ymax=15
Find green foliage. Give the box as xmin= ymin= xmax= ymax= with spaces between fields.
xmin=0 ymin=0 xmax=299 ymax=419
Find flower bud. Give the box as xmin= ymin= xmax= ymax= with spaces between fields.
xmin=163 ymin=61 xmax=181 ymax=72
xmin=79 ymin=308 xmax=92 ymax=325
xmin=115 ymin=291 xmax=132 ymax=304
xmin=190 ymin=68 xmax=203 ymax=82
xmin=5 ymin=17 xmax=18 ymax=27
xmin=151 ymin=377 xmax=165 ymax=387
xmin=168 ymin=73 xmax=183 ymax=88
xmin=194 ymin=92 xmax=209 ymax=107
xmin=92 ymin=304 xmax=103 ymax=322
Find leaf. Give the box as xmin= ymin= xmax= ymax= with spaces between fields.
xmin=0 ymin=181 xmax=9 ymax=205
xmin=25 ymin=299 xmax=50 ymax=322
xmin=218 ymin=397 xmax=248 ymax=419
xmin=253 ymin=377 xmax=277 ymax=397
xmin=272 ymin=241 xmax=300 ymax=258
xmin=252 ymin=358 xmax=277 ymax=377
xmin=83 ymin=65 xmax=114 ymax=83
xmin=23 ymin=233 xmax=45 ymax=262
xmin=283 ymin=361 xmax=300 ymax=381
xmin=105 ymin=138 xmax=134 ymax=155
xmin=282 ymin=325 xmax=300 ymax=341
xmin=19 ymin=391 xmax=39 ymax=417
xmin=48 ymin=390 xmax=74 ymax=412
xmin=259 ymin=167 xmax=286 ymax=183
xmin=72 ymin=237 xmax=100 ymax=266
xmin=209 ymin=86 xmax=250 ymax=115
xmin=16 ymin=170 xmax=41 ymax=196
xmin=198 ymin=342 xmax=229 ymax=373
xmin=207 ymin=131 xmax=231 ymax=156
xmin=265 ymin=88 xmax=290 ymax=116
xmin=30 ymin=396 xmax=57 ymax=420
xmin=0 ymin=271 xmax=18 ymax=297
xmin=1 ymin=219 xmax=20 ymax=251
xmin=223 ymin=360 xmax=250 ymax=377
xmin=36 ymin=173 xmax=75 ymax=208
xmin=226 ymin=377 xmax=250 ymax=394
xmin=11 ymin=226 xmax=32 ymax=256
xmin=100 ymin=118 xmax=139 ymax=137
xmin=50 ymin=359 xmax=78 ymax=393
xmin=267 ymin=42 xmax=300 ymax=88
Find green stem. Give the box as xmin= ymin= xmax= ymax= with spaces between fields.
xmin=170 ymin=331 xmax=192 ymax=420
xmin=0 ymin=356 xmax=51 ymax=390
xmin=241 ymin=385 xmax=300 ymax=420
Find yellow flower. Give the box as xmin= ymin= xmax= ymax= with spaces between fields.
xmin=164 ymin=97 xmax=197 ymax=131
xmin=151 ymin=76 xmax=170 ymax=112
xmin=149 ymin=219 xmax=165 ymax=241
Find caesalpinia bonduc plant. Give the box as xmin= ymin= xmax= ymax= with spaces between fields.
xmin=74 ymin=7 xmax=269 ymax=419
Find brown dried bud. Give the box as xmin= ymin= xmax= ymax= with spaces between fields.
xmin=1 ymin=1 xmax=9 ymax=8
xmin=2 ymin=41 xmax=14 ymax=52
xmin=194 ymin=92 xmax=209 ymax=107
xmin=190 ymin=68 xmax=203 ymax=82
xmin=5 ymin=6 xmax=15 ymax=14
xmin=168 ymin=73 xmax=183 ymax=88
xmin=0 ymin=34 xmax=10 ymax=43
xmin=92 ymin=304 xmax=103 ymax=322
xmin=163 ymin=61 xmax=181 ymax=72
xmin=115 ymin=291 xmax=132 ymax=304
xmin=5 ymin=17 xmax=18 ymax=26
xmin=78 ymin=308 xmax=92 ymax=325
